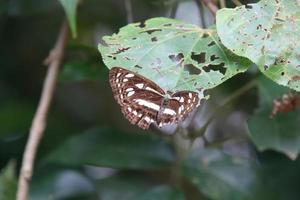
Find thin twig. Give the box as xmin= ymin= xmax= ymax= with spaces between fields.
xmin=231 ymin=0 xmax=243 ymax=6
xmin=169 ymin=0 xmax=179 ymax=19
xmin=201 ymin=0 xmax=219 ymax=17
xmin=195 ymin=0 xmax=207 ymax=28
xmin=16 ymin=21 xmax=69 ymax=200
xmin=190 ymin=78 xmax=258 ymax=139
xmin=124 ymin=0 xmax=133 ymax=23
xmin=219 ymin=0 xmax=226 ymax=8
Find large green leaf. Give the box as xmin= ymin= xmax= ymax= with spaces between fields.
xmin=0 ymin=161 xmax=17 ymax=200
xmin=251 ymin=154 xmax=300 ymax=200
xmin=30 ymin=167 xmax=95 ymax=200
xmin=217 ymin=0 xmax=300 ymax=91
xmin=0 ymin=101 xmax=34 ymax=138
xmin=59 ymin=0 xmax=79 ymax=38
xmin=99 ymin=17 xmax=251 ymax=98
xmin=183 ymin=149 xmax=256 ymax=200
xmin=136 ymin=185 xmax=184 ymax=200
xmin=97 ymin=173 xmax=184 ymax=200
xmin=59 ymin=45 xmax=106 ymax=81
xmin=59 ymin=61 xmax=104 ymax=81
xmin=45 ymin=128 xmax=174 ymax=169
xmin=248 ymin=77 xmax=300 ymax=160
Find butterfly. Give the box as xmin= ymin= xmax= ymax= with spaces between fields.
xmin=109 ymin=67 xmax=200 ymax=129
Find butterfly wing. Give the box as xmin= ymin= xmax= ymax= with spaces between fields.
xmin=109 ymin=67 xmax=166 ymax=129
xmin=157 ymin=91 xmax=200 ymax=127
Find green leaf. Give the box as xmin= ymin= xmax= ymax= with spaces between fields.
xmin=59 ymin=61 xmax=103 ymax=81
xmin=0 ymin=0 xmax=57 ymax=16
xmin=97 ymin=173 xmax=184 ymax=200
xmin=0 ymin=101 xmax=34 ymax=138
xmin=99 ymin=17 xmax=251 ymax=99
xmin=217 ymin=0 xmax=300 ymax=91
xmin=59 ymin=0 xmax=79 ymax=38
xmin=46 ymin=128 xmax=174 ymax=169
xmin=248 ymin=76 xmax=300 ymax=160
xmin=136 ymin=185 xmax=184 ymax=200
xmin=183 ymin=149 xmax=255 ymax=200
xmin=252 ymin=154 xmax=300 ymax=200
xmin=0 ymin=161 xmax=17 ymax=200
xmin=59 ymin=44 xmax=107 ymax=81
xmin=30 ymin=167 xmax=95 ymax=200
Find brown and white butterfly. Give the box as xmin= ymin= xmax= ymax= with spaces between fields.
xmin=109 ymin=67 xmax=200 ymax=129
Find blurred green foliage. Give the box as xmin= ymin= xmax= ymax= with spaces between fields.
xmin=1 ymin=0 xmax=300 ymax=200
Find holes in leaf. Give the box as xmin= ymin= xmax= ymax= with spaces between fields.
xmin=281 ymin=72 xmax=285 ymax=76
xmin=203 ymin=63 xmax=226 ymax=75
xmin=256 ymin=24 xmax=262 ymax=30
xmin=275 ymin=18 xmax=285 ymax=22
xmin=169 ymin=53 xmax=184 ymax=63
xmin=208 ymin=41 xmax=215 ymax=47
xmin=184 ymin=64 xmax=201 ymax=75
xmin=112 ymin=47 xmax=131 ymax=55
xmin=274 ymin=57 xmax=287 ymax=65
xmin=151 ymin=37 xmax=158 ymax=42
xmin=107 ymin=55 xmax=116 ymax=60
xmin=210 ymin=55 xmax=220 ymax=61
xmin=134 ymin=65 xmax=142 ymax=69
xmin=191 ymin=52 xmax=206 ymax=64
xmin=138 ymin=21 xmax=146 ymax=28
xmin=264 ymin=65 xmax=269 ymax=70
xmin=245 ymin=4 xmax=253 ymax=9
xmin=202 ymin=33 xmax=209 ymax=38
xmin=141 ymin=29 xmax=162 ymax=35
xmin=163 ymin=23 xmax=172 ymax=27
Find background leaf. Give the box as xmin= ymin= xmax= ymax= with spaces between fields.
xmin=183 ymin=149 xmax=256 ymax=200
xmin=248 ymin=76 xmax=300 ymax=160
xmin=99 ymin=17 xmax=251 ymax=98
xmin=59 ymin=61 xmax=103 ymax=81
xmin=59 ymin=0 xmax=79 ymax=38
xmin=30 ymin=166 xmax=96 ymax=200
xmin=97 ymin=173 xmax=184 ymax=200
xmin=216 ymin=0 xmax=300 ymax=91
xmin=46 ymin=128 xmax=174 ymax=169
xmin=133 ymin=185 xmax=184 ymax=200
xmin=0 ymin=161 xmax=17 ymax=200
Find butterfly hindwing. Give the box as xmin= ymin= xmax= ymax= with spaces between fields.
xmin=156 ymin=91 xmax=199 ymax=127
xmin=109 ymin=67 xmax=200 ymax=129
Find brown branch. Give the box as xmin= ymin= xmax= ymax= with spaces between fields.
xmin=16 ymin=21 xmax=69 ymax=200
xmin=219 ymin=0 xmax=226 ymax=8
xmin=231 ymin=0 xmax=243 ymax=6
xmin=201 ymin=0 xmax=219 ymax=17
xmin=124 ymin=0 xmax=133 ymax=23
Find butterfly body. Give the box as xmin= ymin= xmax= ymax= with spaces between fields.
xmin=109 ymin=67 xmax=200 ymax=129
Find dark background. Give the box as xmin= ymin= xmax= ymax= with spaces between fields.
xmin=1 ymin=0 xmax=300 ymax=199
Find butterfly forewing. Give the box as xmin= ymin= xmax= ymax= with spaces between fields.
xmin=109 ymin=67 xmax=200 ymax=129
xmin=109 ymin=67 xmax=166 ymax=129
